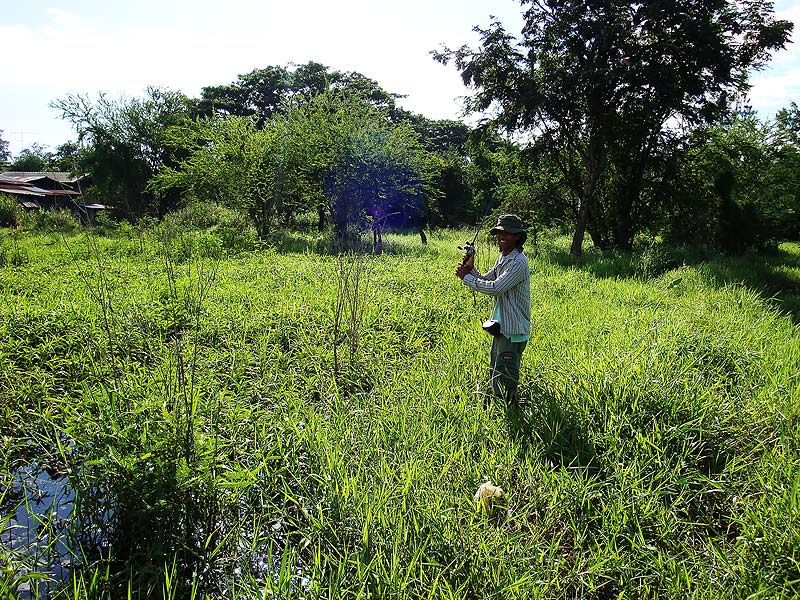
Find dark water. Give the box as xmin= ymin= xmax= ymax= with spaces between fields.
xmin=3 ymin=463 xmax=76 ymax=598
xmin=3 ymin=461 xmax=300 ymax=597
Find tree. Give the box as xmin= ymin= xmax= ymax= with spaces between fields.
xmin=8 ymin=143 xmax=52 ymax=171
xmin=663 ymin=110 xmax=799 ymax=252
xmin=53 ymin=87 xmax=189 ymax=218
xmin=0 ymin=131 xmax=10 ymax=166
xmin=773 ymin=103 xmax=800 ymax=239
xmin=192 ymin=62 xmax=405 ymax=126
xmin=435 ymin=0 xmax=793 ymax=254
xmin=50 ymin=141 xmax=82 ymax=173
xmin=287 ymin=89 xmax=436 ymax=247
xmin=152 ymin=114 xmax=305 ymax=239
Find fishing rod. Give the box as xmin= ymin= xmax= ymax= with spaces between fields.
xmin=458 ymin=193 xmax=496 ymax=267
xmin=457 ymin=224 xmax=481 ymax=267
xmin=456 ymin=194 xmax=498 ymax=309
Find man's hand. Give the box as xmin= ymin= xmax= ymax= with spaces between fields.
xmin=455 ymin=253 xmax=474 ymax=279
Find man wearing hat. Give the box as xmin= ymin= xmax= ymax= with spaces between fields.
xmin=456 ymin=214 xmax=531 ymax=402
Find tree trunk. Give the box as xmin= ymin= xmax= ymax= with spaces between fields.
xmin=317 ymin=203 xmax=327 ymax=232
xmin=571 ymin=130 xmax=605 ymax=256
xmin=571 ymin=204 xmax=589 ymax=256
xmin=419 ymin=227 xmax=427 ymax=245
xmin=571 ymin=167 xmax=601 ymax=256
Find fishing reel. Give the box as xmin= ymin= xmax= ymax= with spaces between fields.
xmin=458 ymin=240 xmax=476 ymax=266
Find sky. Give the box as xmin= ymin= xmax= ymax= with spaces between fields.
xmin=2 ymin=0 xmax=798 ymax=158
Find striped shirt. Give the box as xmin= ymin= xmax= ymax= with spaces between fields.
xmin=462 ymin=248 xmax=531 ymax=337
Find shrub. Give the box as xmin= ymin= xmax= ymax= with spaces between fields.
xmin=212 ymin=209 xmax=259 ymax=253
xmin=162 ymin=200 xmax=230 ymax=230
xmin=163 ymin=201 xmax=259 ymax=253
xmin=0 ymin=194 xmax=24 ymax=227
xmin=33 ymin=208 xmax=81 ymax=233
xmin=636 ymin=242 xmax=692 ymax=279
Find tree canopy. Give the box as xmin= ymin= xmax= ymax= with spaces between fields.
xmin=191 ymin=61 xmax=406 ymax=125
xmin=435 ymin=0 xmax=793 ymax=254
xmin=52 ymin=87 xmax=190 ymax=218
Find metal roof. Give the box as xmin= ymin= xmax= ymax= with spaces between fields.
xmin=0 ymin=184 xmax=45 ymax=197
xmin=1 ymin=172 xmax=88 ymax=184
xmin=0 ymin=182 xmax=80 ymax=196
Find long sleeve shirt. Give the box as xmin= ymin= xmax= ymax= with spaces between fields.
xmin=462 ymin=248 xmax=531 ymax=338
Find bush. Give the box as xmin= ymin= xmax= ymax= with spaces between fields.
xmin=212 ymin=210 xmax=259 ymax=253
xmin=162 ymin=200 xmax=231 ymax=230
xmin=636 ymin=242 xmax=694 ymax=279
xmin=163 ymin=201 xmax=259 ymax=253
xmin=0 ymin=194 xmax=24 ymax=227
xmin=33 ymin=208 xmax=81 ymax=233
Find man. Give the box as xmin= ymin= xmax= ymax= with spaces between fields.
xmin=455 ymin=214 xmax=531 ymax=402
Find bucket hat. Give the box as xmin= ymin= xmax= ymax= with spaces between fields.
xmin=489 ymin=214 xmax=527 ymax=245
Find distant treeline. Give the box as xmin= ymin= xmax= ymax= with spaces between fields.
xmin=4 ymin=1 xmax=798 ymax=254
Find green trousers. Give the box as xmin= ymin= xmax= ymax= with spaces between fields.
xmin=489 ymin=335 xmax=527 ymax=400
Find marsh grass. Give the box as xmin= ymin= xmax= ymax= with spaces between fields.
xmin=1 ymin=226 xmax=799 ymax=598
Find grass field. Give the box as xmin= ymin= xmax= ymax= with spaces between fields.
xmin=1 ymin=223 xmax=799 ymax=599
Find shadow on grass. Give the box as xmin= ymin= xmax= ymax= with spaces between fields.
xmin=541 ymin=241 xmax=800 ymax=323
xmin=504 ymin=383 xmax=600 ymax=474
xmin=698 ymin=246 xmax=800 ymax=323
xmin=267 ymin=229 xmax=432 ymax=256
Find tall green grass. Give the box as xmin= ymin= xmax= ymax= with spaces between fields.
xmin=1 ymin=226 xmax=798 ymax=598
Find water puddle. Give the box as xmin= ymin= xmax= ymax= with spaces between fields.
xmin=3 ymin=462 xmax=76 ymax=598
xmin=2 ymin=459 xmax=303 ymax=597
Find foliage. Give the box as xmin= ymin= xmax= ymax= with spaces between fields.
xmin=664 ymin=111 xmax=800 ymax=252
xmin=152 ymin=113 xmax=304 ymax=240
xmin=192 ymin=61 xmax=406 ymax=126
xmin=435 ymin=0 xmax=793 ymax=255
xmin=160 ymin=201 xmax=260 ymax=255
xmin=49 ymin=141 xmax=82 ymax=173
xmin=32 ymin=207 xmax=81 ymax=233
xmin=7 ymin=142 xmax=52 ymax=172
xmin=292 ymin=90 xmax=437 ymax=246
xmin=0 ymin=193 xmax=24 ymax=227
xmin=157 ymin=89 xmax=437 ymax=247
xmin=52 ymin=87 xmax=190 ymax=219
xmin=0 ymin=129 xmax=10 ymax=165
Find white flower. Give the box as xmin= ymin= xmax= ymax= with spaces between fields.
xmin=474 ymin=481 xmax=504 ymax=512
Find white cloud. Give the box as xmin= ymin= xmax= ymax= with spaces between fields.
xmin=1 ymin=3 xmax=481 ymax=154
xmin=2 ymin=0 xmax=796 ymax=155
xmin=748 ymin=2 xmax=800 ymax=117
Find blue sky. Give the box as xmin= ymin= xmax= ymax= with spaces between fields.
xmin=2 ymin=0 xmax=798 ymax=157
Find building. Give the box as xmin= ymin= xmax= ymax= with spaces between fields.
xmin=0 ymin=171 xmax=107 ymax=222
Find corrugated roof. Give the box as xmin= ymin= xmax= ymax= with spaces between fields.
xmin=0 ymin=182 xmax=80 ymax=196
xmin=0 ymin=184 xmax=45 ymax=197
xmin=1 ymin=172 xmax=88 ymax=184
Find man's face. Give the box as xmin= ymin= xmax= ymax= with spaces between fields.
xmin=496 ymin=231 xmax=521 ymax=255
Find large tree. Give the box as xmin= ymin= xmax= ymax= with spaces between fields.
xmin=435 ymin=0 xmax=792 ymax=254
xmin=192 ymin=62 xmax=405 ymax=126
xmin=284 ymin=89 xmax=436 ymax=247
xmin=53 ymin=87 xmax=189 ymax=218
